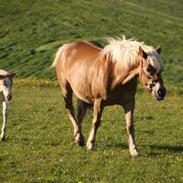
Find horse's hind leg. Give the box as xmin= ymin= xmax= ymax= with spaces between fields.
xmin=61 ymin=82 xmax=83 ymax=145
xmin=76 ymin=99 xmax=88 ymax=146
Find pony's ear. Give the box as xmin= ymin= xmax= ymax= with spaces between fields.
xmin=0 ymin=72 xmax=16 ymax=79
xmin=156 ymin=45 xmax=161 ymax=54
xmin=8 ymin=72 xmax=16 ymax=78
xmin=0 ymin=75 xmax=6 ymax=79
xmin=138 ymin=46 xmax=147 ymax=59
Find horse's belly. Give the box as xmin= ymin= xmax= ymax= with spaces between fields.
xmin=73 ymin=88 xmax=94 ymax=103
xmin=69 ymin=79 xmax=94 ymax=103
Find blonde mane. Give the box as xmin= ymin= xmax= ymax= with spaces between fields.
xmin=102 ymin=36 xmax=163 ymax=71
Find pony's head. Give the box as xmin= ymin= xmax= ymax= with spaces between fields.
xmin=102 ymin=36 xmax=166 ymax=100
xmin=137 ymin=46 xmax=166 ymax=100
xmin=0 ymin=70 xmax=16 ymax=102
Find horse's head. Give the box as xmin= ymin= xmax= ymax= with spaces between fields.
xmin=0 ymin=71 xmax=16 ymax=102
xmin=137 ymin=46 xmax=166 ymax=100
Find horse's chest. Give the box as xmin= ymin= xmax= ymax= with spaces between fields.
xmin=0 ymin=92 xmax=5 ymax=102
xmin=104 ymin=83 xmax=137 ymax=105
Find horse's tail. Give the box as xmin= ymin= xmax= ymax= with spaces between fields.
xmin=51 ymin=45 xmax=65 ymax=68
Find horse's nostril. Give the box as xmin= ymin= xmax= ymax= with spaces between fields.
xmin=158 ymin=88 xmax=166 ymax=98
xmin=7 ymin=95 xmax=12 ymax=101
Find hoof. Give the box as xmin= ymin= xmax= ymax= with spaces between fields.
xmin=130 ymin=149 xmax=139 ymax=157
xmin=87 ymin=142 xmax=96 ymax=151
xmin=0 ymin=136 xmax=6 ymax=141
xmin=75 ymin=134 xmax=85 ymax=146
xmin=79 ymin=138 xmax=85 ymax=146
xmin=75 ymin=138 xmax=85 ymax=147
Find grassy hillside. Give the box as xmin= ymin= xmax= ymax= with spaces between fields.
xmin=0 ymin=0 xmax=183 ymax=84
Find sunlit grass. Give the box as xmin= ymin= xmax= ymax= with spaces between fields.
xmin=0 ymin=81 xmax=182 ymax=183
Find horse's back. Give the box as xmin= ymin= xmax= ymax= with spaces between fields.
xmin=56 ymin=41 xmax=102 ymax=70
xmin=56 ymin=41 xmax=104 ymax=103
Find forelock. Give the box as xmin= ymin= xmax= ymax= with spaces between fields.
xmin=102 ymin=36 xmax=163 ymax=71
xmin=142 ymin=45 xmax=163 ymax=72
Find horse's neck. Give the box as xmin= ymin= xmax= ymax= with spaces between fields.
xmin=111 ymin=62 xmax=139 ymax=89
xmin=122 ymin=67 xmax=140 ymax=85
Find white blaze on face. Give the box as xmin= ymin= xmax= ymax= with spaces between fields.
xmin=152 ymin=82 xmax=161 ymax=98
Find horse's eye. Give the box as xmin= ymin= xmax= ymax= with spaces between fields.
xmin=2 ymin=80 xmax=7 ymax=86
xmin=147 ymin=65 xmax=152 ymax=72
xmin=147 ymin=65 xmax=156 ymax=74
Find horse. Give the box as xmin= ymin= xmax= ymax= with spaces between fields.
xmin=52 ymin=37 xmax=166 ymax=156
xmin=0 ymin=69 xmax=16 ymax=141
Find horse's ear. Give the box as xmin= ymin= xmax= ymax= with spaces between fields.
xmin=0 ymin=72 xmax=16 ymax=79
xmin=8 ymin=72 xmax=16 ymax=79
xmin=138 ymin=46 xmax=147 ymax=59
xmin=156 ymin=45 xmax=161 ymax=54
xmin=0 ymin=75 xmax=6 ymax=79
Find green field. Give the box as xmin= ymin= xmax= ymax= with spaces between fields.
xmin=0 ymin=0 xmax=183 ymax=182
xmin=0 ymin=82 xmax=182 ymax=183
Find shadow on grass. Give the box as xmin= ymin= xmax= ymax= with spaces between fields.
xmin=105 ymin=143 xmax=128 ymax=150
xmin=149 ymin=144 xmax=183 ymax=153
xmin=103 ymin=143 xmax=183 ymax=157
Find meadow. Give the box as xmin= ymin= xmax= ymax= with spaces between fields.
xmin=0 ymin=81 xmax=182 ymax=183
xmin=0 ymin=0 xmax=183 ymax=182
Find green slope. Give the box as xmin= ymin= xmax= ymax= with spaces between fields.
xmin=0 ymin=0 xmax=182 ymax=85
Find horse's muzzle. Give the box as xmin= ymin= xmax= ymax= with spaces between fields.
xmin=6 ymin=95 xmax=12 ymax=101
xmin=156 ymin=87 xmax=166 ymax=100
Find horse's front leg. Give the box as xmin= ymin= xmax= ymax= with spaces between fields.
xmin=87 ymin=99 xmax=103 ymax=150
xmin=1 ymin=102 xmax=8 ymax=141
xmin=122 ymin=100 xmax=139 ymax=156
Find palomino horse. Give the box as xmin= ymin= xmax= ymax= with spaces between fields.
xmin=52 ymin=37 xmax=166 ymax=156
xmin=0 ymin=69 xmax=16 ymax=141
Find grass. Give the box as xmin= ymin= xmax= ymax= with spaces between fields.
xmin=0 ymin=81 xmax=182 ymax=183
xmin=0 ymin=0 xmax=183 ymax=182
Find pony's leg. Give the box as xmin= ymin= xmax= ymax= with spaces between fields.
xmin=122 ymin=100 xmax=139 ymax=156
xmin=76 ymin=99 xmax=88 ymax=146
xmin=1 ymin=102 xmax=8 ymax=141
xmin=62 ymin=84 xmax=82 ymax=145
xmin=87 ymin=99 xmax=103 ymax=150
